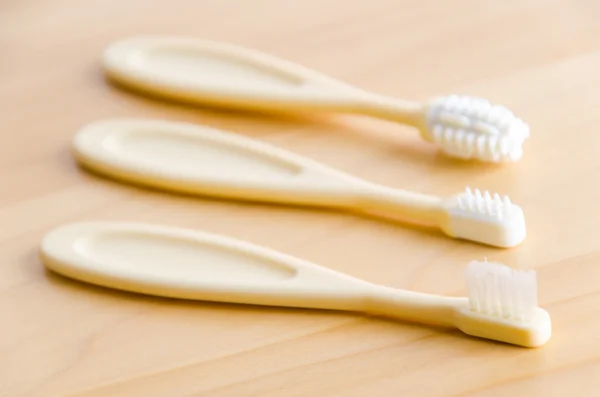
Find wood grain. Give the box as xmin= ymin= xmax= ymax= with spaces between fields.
xmin=2 ymin=0 xmax=600 ymax=396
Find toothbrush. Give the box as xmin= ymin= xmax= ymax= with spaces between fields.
xmin=39 ymin=221 xmax=551 ymax=347
xmin=101 ymin=35 xmax=530 ymax=163
xmin=72 ymin=118 xmax=526 ymax=248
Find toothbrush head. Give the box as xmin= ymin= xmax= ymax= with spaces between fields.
xmin=423 ymin=95 xmax=530 ymax=163
xmin=440 ymin=187 xmax=526 ymax=248
xmin=456 ymin=260 xmax=551 ymax=348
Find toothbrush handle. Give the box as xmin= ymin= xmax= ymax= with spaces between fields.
xmin=354 ymin=92 xmax=427 ymax=128
xmin=354 ymin=183 xmax=445 ymax=226
xmin=366 ymin=286 xmax=465 ymax=327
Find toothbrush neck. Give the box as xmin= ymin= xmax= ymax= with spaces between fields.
xmin=355 ymin=93 xmax=425 ymax=127
xmin=366 ymin=286 xmax=466 ymax=328
xmin=355 ymin=183 xmax=444 ymax=226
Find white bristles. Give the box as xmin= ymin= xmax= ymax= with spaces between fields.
xmin=425 ymin=95 xmax=530 ymax=163
xmin=455 ymin=187 xmax=513 ymax=219
xmin=465 ymin=260 xmax=538 ymax=322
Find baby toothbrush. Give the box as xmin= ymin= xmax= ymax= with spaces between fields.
xmin=39 ymin=221 xmax=551 ymax=347
xmin=72 ymin=118 xmax=526 ymax=248
xmin=101 ymin=35 xmax=530 ymax=163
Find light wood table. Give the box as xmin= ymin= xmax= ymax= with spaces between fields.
xmin=3 ymin=0 xmax=600 ymax=396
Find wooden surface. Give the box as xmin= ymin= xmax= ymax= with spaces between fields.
xmin=3 ymin=0 xmax=600 ymax=396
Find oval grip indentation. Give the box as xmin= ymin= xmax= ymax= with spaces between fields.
xmin=139 ymin=46 xmax=304 ymax=90
xmin=75 ymin=230 xmax=297 ymax=283
xmin=107 ymin=129 xmax=302 ymax=179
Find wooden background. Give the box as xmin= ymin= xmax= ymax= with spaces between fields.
xmin=3 ymin=0 xmax=600 ymax=396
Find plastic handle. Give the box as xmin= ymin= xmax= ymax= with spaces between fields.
xmin=72 ymin=118 xmax=442 ymax=223
xmin=40 ymin=221 xmax=462 ymax=324
xmin=101 ymin=35 xmax=423 ymax=125
xmin=74 ymin=118 xmax=366 ymax=207
xmin=40 ymin=221 xmax=376 ymax=311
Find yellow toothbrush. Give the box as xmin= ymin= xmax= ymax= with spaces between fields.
xmin=40 ymin=221 xmax=551 ymax=348
xmin=102 ymin=35 xmax=530 ymax=163
xmin=72 ymin=118 xmax=526 ymax=248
